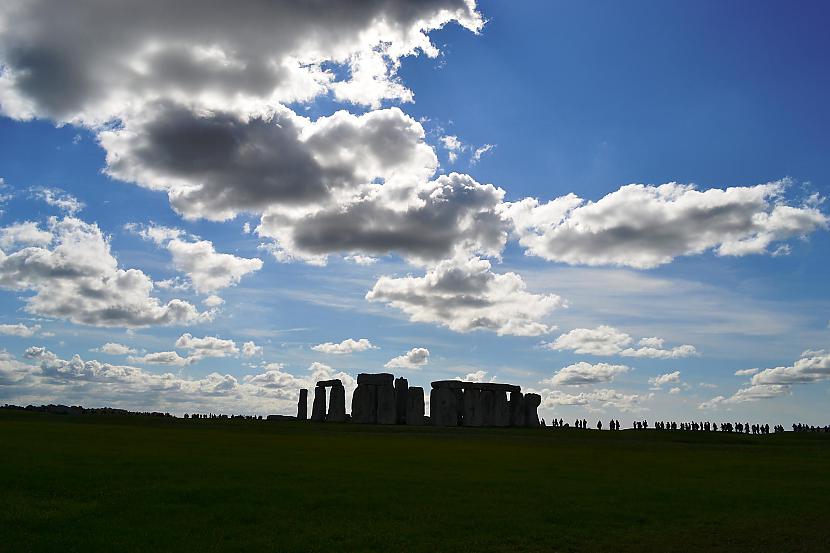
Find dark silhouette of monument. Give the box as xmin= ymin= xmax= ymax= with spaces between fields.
xmin=299 ymin=374 xmax=540 ymax=428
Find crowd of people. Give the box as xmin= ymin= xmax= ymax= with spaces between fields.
xmin=539 ymin=416 xmax=830 ymax=434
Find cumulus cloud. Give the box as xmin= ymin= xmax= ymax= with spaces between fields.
xmin=751 ymin=350 xmax=830 ymax=386
xmin=0 ymin=217 xmax=205 ymax=327
xmin=6 ymin=347 xmax=351 ymax=414
xmin=648 ymin=371 xmax=681 ymax=388
xmin=175 ymin=333 xmax=239 ymax=360
xmin=544 ymin=326 xmax=697 ymax=359
xmin=542 ymin=361 xmax=631 ymax=386
xmin=698 ymin=384 xmax=791 ymax=410
xmin=506 ymin=180 xmax=827 ymax=269
xmin=698 ymin=350 xmax=830 ymax=410
xmin=0 ymin=322 xmax=41 ymax=337
xmin=202 ymin=295 xmax=225 ymax=308
xmin=0 ymin=0 xmax=482 ymax=123
xmin=367 ymin=256 xmax=564 ymax=336
xmin=128 ymin=351 xmax=190 ymax=367
xmin=311 ymin=338 xmax=377 ymax=355
xmin=0 ymin=221 xmax=53 ymax=249
xmin=734 ymin=368 xmax=759 ymax=376
xmin=384 ymin=347 xmax=429 ymax=369
xmin=91 ymin=342 xmax=137 ymax=355
xmin=539 ymin=387 xmax=650 ymax=413
xmin=130 ymin=223 xmax=262 ymax=294
xmin=257 ymin=172 xmax=509 ymax=266
xmin=440 ymin=135 xmax=465 ymax=163
xmin=241 ymin=341 xmax=262 ymax=357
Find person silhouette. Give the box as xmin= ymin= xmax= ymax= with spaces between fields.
xmin=597 ymin=420 xmax=602 ymax=430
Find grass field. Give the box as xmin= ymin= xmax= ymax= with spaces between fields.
xmin=1 ymin=411 xmax=829 ymax=552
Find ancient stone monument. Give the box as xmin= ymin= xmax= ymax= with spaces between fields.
xmin=298 ymin=373 xmax=541 ymax=429
xmin=308 ymin=379 xmax=346 ymax=422
xmin=296 ymin=388 xmax=308 ymax=421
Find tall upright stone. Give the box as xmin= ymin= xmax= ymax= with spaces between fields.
xmin=509 ymin=391 xmax=526 ymax=427
xmin=525 ymin=393 xmax=541 ymax=428
xmin=311 ymin=385 xmax=327 ymax=422
xmin=296 ymin=388 xmax=308 ymax=421
xmin=376 ymin=383 xmax=396 ymax=425
xmin=395 ymin=377 xmax=408 ymax=424
xmin=453 ymin=388 xmax=465 ymax=426
xmin=493 ymin=390 xmax=510 ymax=427
xmin=480 ymin=389 xmax=496 ymax=427
xmin=327 ymin=383 xmax=346 ymax=422
xmin=406 ymin=386 xmax=425 ymax=425
xmin=463 ymin=388 xmax=483 ymax=427
xmin=351 ymin=383 xmax=377 ymax=424
xmin=430 ymin=386 xmax=458 ymax=427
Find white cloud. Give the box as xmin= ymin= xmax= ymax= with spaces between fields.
xmin=5 ymin=347 xmax=353 ymax=414
xmin=648 ymin=371 xmax=681 ymax=388
xmin=384 ymin=347 xmax=430 ymax=369
xmin=699 ymin=384 xmax=791 ymax=410
xmin=545 ymin=325 xmax=697 ymax=359
xmin=241 ymin=341 xmax=262 ymax=357
xmin=31 ymin=187 xmax=84 ymax=214
xmin=175 ymin=333 xmax=239 ymax=360
xmin=542 ymin=361 xmax=631 ymax=386
xmin=506 ymin=180 xmax=827 ymax=269
xmin=130 ymin=223 xmax=262 ymax=294
xmin=0 ymin=323 xmax=41 ymax=337
xmin=668 ymin=387 xmax=681 ymax=395
xmin=734 ymin=368 xmax=759 ymax=376
xmin=539 ymin=387 xmax=650 ymax=413
xmin=0 ymin=221 xmax=53 ymax=249
xmin=460 ymin=369 xmax=488 ymax=383
xmin=367 ymin=256 xmax=564 ymax=336
xmin=128 ymin=351 xmax=190 ymax=366
xmin=311 ymin=338 xmax=377 ymax=355
xmin=471 ymin=143 xmax=494 ymax=164
xmin=0 ymin=1 xmax=482 ymax=124
xmin=0 ymin=217 xmax=205 ymax=327
xmin=202 ymin=295 xmax=225 ymax=308
xmin=751 ymin=349 xmax=830 ymax=385
xmin=92 ymin=342 xmax=137 ymax=355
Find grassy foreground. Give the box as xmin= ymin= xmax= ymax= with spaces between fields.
xmin=1 ymin=412 xmax=829 ymax=552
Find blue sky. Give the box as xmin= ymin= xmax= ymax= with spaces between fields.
xmin=0 ymin=1 xmax=828 ymax=422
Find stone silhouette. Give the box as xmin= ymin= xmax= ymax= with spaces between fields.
xmin=406 ymin=386 xmax=425 ymax=425
xmin=395 ymin=377 xmax=408 ymax=424
xmin=327 ymin=381 xmax=346 ymax=422
xmin=311 ymin=385 xmax=327 ymax=421
xmin=300 ymin=373 xmax=540 ymax=428
xmin=297 ymin=388 xmax=308 ymax=421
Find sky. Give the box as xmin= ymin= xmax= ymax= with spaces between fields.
xmin=0 ymin=0 xmax=828 ymax=423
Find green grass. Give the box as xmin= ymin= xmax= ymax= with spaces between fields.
xmin=1 ymin=411 xmax=828 ymax=552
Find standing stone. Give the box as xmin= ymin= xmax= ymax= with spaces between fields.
xmin=453 ymin=388 xmax=465 ymax=426
xmin=296 ymin=388 xmax=308 ymax=421
xmin=405 ymin=386 xmax=425 ymax=425
xmin=463 ymin=388 xmax=484 ymax=427
xmin=525 ymin=393 xmax=541 ymax=428
xmin=376 ymin=383 xmax=396 ymax=425
xmin=351 ymin=383 xmax=377 ymax=424
xmin=509 ymin=391 xmax=526 ymax=427
xmin=493 ymin=390 xmax=510 ymax=427
xmin=430 ymin=387 xmax=458 ymax=427
xmin=480 ymin=389 xmax=496 ymax=427
xmin=395 ymin=377 xmax=408 ymax=424
xmin=327 ymin=383 xmax=346 ymax=422
xmin=311 ymin=385 xmax=327 ymax=421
